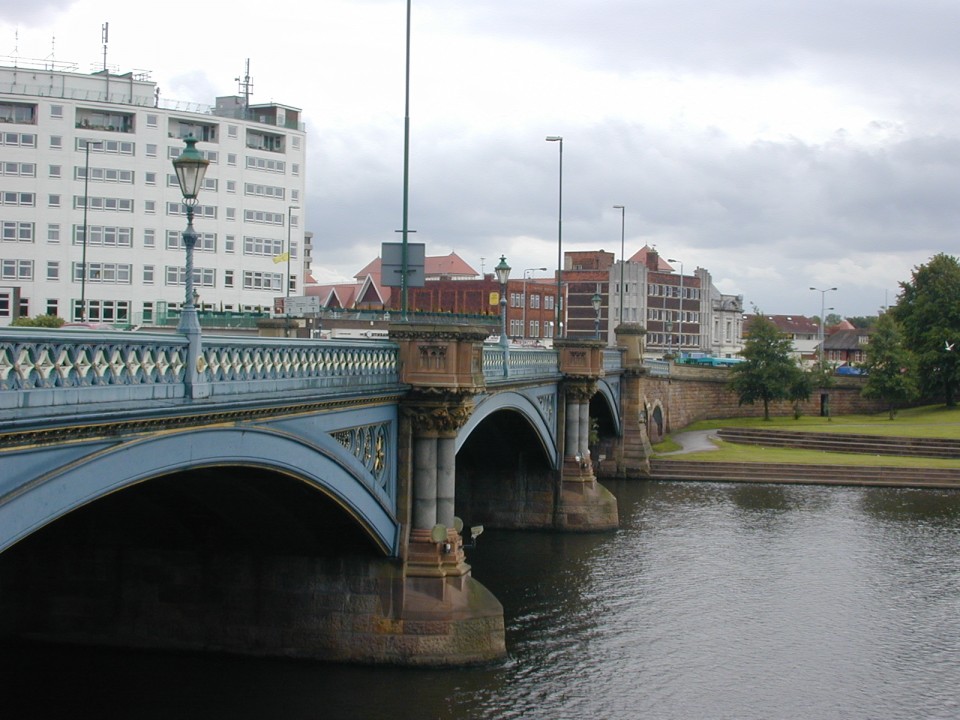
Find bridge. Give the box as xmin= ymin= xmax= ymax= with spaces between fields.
xmin=0 ymin=322 xmax=653 ymax=666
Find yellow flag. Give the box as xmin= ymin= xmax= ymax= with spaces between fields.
xmin=273 ymin=252 xmax=290 ymax=264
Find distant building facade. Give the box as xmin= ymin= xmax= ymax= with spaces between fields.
xmin=0 ymin=59 xmax=306 ymax=326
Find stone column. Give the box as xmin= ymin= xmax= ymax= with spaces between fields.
xmin=564 ymin=396 xmax=580 ymax=462
xmin=402 ymin=395 xmax=475 ymax=578
xmin=413 ymin=436 xmax=438 ymax=529
xmin=436 ymin=435 xmax=457 ymax=528
xmin=578 ymin=402 xmax=591 ymax=460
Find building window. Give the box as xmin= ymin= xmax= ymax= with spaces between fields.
xmin=50 ymin=104 xmax=64 ymax=119
xmin=531 ymin=294 xmax=540 ymax=309
xmin=48 ymin=194 xmax=60 ymax=208
xmin=49 ymin=135 xmax=62 ymax=149
xmin=226 ymin=207 xmax=236 ymax=221
xmin=1 ymin=221 xmax=34 ymax=242
xmin=243 ymin=236 xmax=284 ymax=257
xmin=146 ymin=114 xmax=158 ymax=128
xmin=166 ymin=230 xmax=216 ymax=252
xmin=47 ymin=224 xmax=60 ymax=243
xmin=1 ymin=258 xmax=33 ymax=280
xmin=145 ymin=200 xmax=156 ymax=214
xmin=49 ymin=165 xmax=61 ymax=178
xmin=242 ymin=270 xmax=283 ymax=291
xmin=0 ymin=192 xmax=34 ymax=206
xmin=224 ymin=269 xmax=234 ymax=288
xmin=165 ymin=266 xmax=216 ymax=288
xmin=545 ymin=295 xmax=555 ymax=311
xmin=73 ymin=262 xmax=132 ymax=284
xmin=72 ymin=225 xmax=133 ymax=247
xmin=143 ymin=265 xmax=154 ymax=284
xmin=1 ymin=162 xmax=36 ymax=177
xmin=46 ymin=299 xmax=58 ymax=316
xmin=146 ymin=143 xmax=157 ymax=158
xmin=0 ymin=101 xmax=37 ymax=124
xmin=47 ymin=261 xmax=60 ymax=280
xmin=75 ymin=299 xmax=130 ymax=323
xmin=224 ymin=235 xmax=235 ymax=253
xmin=227 ymin=153 xmax=237 ymax=166
xmin=145 ymin=172 xmax=156 ymax=185
xmin=509 ymin=319 xmax=523 ymax=336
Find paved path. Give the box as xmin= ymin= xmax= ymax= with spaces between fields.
xmin=659 ymin=429 xmax=719 ymax=455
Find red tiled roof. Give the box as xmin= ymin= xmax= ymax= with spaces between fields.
xmin=629 ymin=245 xmax=674 ymax=271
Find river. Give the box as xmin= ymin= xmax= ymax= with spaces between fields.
xmin=6 ymin=480 xmax=960 ymax=719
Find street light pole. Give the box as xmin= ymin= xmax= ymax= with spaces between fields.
xmin=810 ymin=286 xmax=838 ymax=371
xmin=286 ymin=205 xmax=299 ymax=298
xmin=522 ymin=267 xmax=547 ymax=341
xmin=546 ymin=136 xmax=563 ymax=338
xmin=495 ymin=256 xmax=512 ymax=349
xmin=171 ymin=136 xmax=210 ymax=335
xmin=613 ymin=205 xmax=625 ymax=326
xmin=668 ymin=258 xmax=684 ymax=357
xmin=79 ymin=140 xmax=101 ymax=321
xmin=592 ymin=289 xmax=602 ymax=340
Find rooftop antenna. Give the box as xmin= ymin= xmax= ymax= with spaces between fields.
xmin=45 ymin=34 xmax=56 ymax=70
xmin=235 ymin=59 xmax=253 ymax=118
xmin=102 ymin=22 xmax=108 ymax=70
xmin=11 ymin=27 xmax=19 ymax=67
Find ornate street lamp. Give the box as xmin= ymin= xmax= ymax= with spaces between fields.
xmin=171 ymin=136 xmax=209 ymax=334
xmin=495 ymin=255 xmax=512 ymax=348
xmin=592 ymin=291 xmax=602 ymax=340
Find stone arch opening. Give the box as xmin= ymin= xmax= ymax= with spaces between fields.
xmin=455 ymin=409 xmax=556 ymax=530
xmin=0 ymin=466 xmax=391 ymax=659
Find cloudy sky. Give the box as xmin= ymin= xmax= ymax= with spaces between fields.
xmin=4 ymin=0 xmax=960 ymax=317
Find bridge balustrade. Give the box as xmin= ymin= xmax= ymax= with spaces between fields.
xmin=482 ymin=345 xmax=560 ymax=383
xmin=644 ymin=359 xmax=671 ymax=377
xmin=0 ymin=329 xmax=399 ymax=413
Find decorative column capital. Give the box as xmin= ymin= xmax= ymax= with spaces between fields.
xmin=402 ymin=390 xmax=476 ymax=436
xmin=563 ymin=379 xmax=597 ymax=403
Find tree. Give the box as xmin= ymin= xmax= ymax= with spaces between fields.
xmin=891 ymin=253 xmax=960 ymax=406
xmin=861 ymin=312 xmax=918 ymax=418
xmin=847 ymin=316 xmax=878 ymax=329
xmin=730 ymin=313 xmax=804 ymax=420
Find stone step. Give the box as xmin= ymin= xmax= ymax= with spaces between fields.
xmin=649 ymin=459 xmax=960 ymax=489
xmin=716 ymin=428 xmax=960 ymax=458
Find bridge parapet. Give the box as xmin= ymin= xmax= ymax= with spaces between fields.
xmin=0 ymin=328 xmax=399 ymax=413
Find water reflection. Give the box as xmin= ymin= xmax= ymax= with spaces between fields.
xmin=5 ymin=480 xmax=960 ymax=720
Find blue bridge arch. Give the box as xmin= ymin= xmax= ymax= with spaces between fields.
xmin=0 ymin=426 xmax=400 ymax=556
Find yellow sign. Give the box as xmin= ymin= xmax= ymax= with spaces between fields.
xmin=489 ymin=291 xmax=500 ymax=306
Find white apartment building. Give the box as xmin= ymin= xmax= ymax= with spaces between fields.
xmin=0 ymin=60 xmax=306 ymax=326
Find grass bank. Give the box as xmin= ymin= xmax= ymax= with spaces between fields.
xmin=656 ymin=404 xmax=960 ymax=468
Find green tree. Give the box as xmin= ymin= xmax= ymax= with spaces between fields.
xmin=11 ymin=314 xmax=64 ymax=328
xmin=730 ymin=313 xmax=804 ymax=420
xmin=891 ymin=253 xmax=960 ymax=406
xmin=861 ymin=312 xmax=918 ymax=418
xmin=846 ymin=316 xmax=878 ymax=329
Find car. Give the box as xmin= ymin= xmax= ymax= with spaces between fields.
xmin=835 ymin=365 xmax=865 ymax=376
xmin=61 ymin=322 xmax=120 ymax=330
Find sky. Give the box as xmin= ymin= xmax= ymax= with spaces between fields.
xmin=4 ymin=0 xmax=960 ymax=318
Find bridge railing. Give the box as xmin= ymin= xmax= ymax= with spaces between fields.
xmin=644 ymin=359 xmax=671 ymax=377
xmin=482 ymin=346 xmax=560 ymax=383
xmin=0 ymin=328 xmax=400 ymax=414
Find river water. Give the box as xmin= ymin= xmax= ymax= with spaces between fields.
xmin=7 ymin=480 xmax=960 ymax=719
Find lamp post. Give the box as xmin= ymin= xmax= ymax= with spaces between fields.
xmin=613 ymin=205 xmax=625 ymax=325
xmin=286 ymin=205 xmax=299 ymax=298
xmin=171 ymin=136 xmax=210 ymax=334
xmin=810 ymin=286 xmax=838 ymax=370
xmin=546 ymin=136 xmax=563 ymax=337
xmin=592 ymin=290 xmax=602 ymax=340
xmin=79 ymin=140 xmax=101 ymax=321
xmin=495 ymin=255 xmax=512 ymax=348
xmin=668 ymin=257 xmax=684 ymax=357
xmin=522 ymin=267 xmax=547 ymax=341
